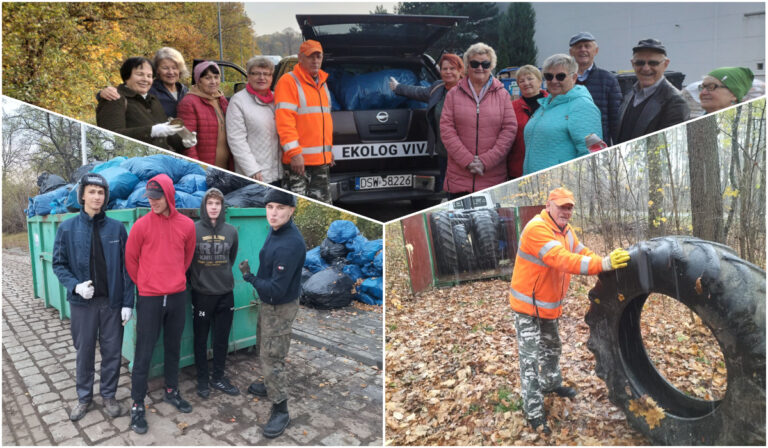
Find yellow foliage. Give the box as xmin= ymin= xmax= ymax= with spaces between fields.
xmin=628 ymin=395 xmax=666 ymax=429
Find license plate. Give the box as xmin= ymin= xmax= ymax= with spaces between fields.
xmin=355 ymin=174 xmax=413 ymax=190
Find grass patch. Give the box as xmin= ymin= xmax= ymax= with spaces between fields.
xmin=494 ymin=387 xmax=522 ymax=413
xmin=388 ymin=323 xmax=398 ymax=332
xmin=2 ymin=232 xmax=29 ymax=249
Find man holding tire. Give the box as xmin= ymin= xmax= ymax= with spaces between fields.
xmin=508 ymin=187 xmax=630 ymax=434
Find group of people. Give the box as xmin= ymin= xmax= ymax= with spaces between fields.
xmin=96 ymin=42 xmax=333 ymax=203
xmin=95 ymin=34 xmax=756 ymax=203
xmin=53 ymin=175 xmax=306 ymax=438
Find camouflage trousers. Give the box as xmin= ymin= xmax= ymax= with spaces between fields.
xmin=282 ymin=163 xmax=332 ymax=204
xmin=514 ymin=312 xmax=563 ymax=419
xmin=259 ymin=299 xmax=299 ymax=403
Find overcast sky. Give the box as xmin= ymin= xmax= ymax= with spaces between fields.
xmin=244 ymin=2 xmax=398 ymax=36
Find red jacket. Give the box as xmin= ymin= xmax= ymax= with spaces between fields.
xmin=440 ymin=77 xmax=517 ymax=193
xmin=125 ymin=174 xmax=196 ymax=296
xmin=176 ymin=91 xmax=231 ymax=169
xmin=507 ymin=90 xmax=548 ymax=179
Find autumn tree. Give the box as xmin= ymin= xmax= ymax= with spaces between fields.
xmin=646 ymin=133 xmax=666 ymax=237
xmin=687 ymin=115 xmax=724 ymax=243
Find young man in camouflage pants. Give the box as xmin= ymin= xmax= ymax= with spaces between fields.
xmin=508 ymin=187 xmax=630 ymax=434
xmin=238 ymin=189 xmax=306 ymax=438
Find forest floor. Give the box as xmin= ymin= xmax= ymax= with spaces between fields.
xmin=384 ymin=224 xmax=726 ymax=446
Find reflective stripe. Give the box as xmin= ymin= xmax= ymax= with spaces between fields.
xmin=517 ymin=250 xmax=547 ymax=267
xmin=288 ymin=72 xmax=307 ymax=108
xmin=580 ymin=256 xmax=591 ymax=275
xmin=574 ymin=243 xmax=585 ymax=253
xmin=298 ymin=105 xmax=331 ymax=115
xmin=276 ymin=102 xmax=298 ymax=112
xmin=302 ymin=145 xmax=331 ymax=154
xmin=283 ymin=140 xmax=300 ymax=151
xmin=510 ymin=288 xmax=562 ymax=309
xmin=538 ymin=240 xmax=561 ymax=259
xmin=566 ymin=230 xmax=575 ymax=251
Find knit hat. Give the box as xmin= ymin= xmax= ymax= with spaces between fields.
xmin=264 ymin=189 xmax=297 ymax=207
xmin=78 ymin=173 xmax=110 ymax=212
xmin=706 ymin=67 xmax=754 ymax=101
xmin=193 ymin=61 xmax=221 ymax=84
xmin=548 ymin=187 xmax=575 ymax=206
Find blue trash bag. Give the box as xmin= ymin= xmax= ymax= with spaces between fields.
xmin=176 ymin=174 xmax=207 ymax=194
xmin=355 ymin=291 xmax=382 ymax=306
xmin=327 ymin=220 xmax=360 ymax=244
xmin=65 ymin=183 xmax=81 ymax=211
xmin=175 ymin=191 xmax=202 ymax=209
xmin=99 ymin=166 xmax=140 ymax=201
xmin=345 ymin=235 xmax=369 ymax=265
xmin=121 ymin=155 xmax=205 ymax=183
xmin=340 ymin=69 xmax=419 ymax=111
xmin=92 ymin=156 xmax=128 ymax=173
xmin=26 ymin=185 xmax=71 ymax=217
xmin=124 ymin=182 xmax=149 ymax=208
xmin=193 ymin=190 xmax=206 ymax=198
xmin=342 ymin=264 xmax=364 ymax=283
xmin=360 ymin=276 xmax=383 ymax=299
xmin=361 ymin=239 xmax=383 ymax=263
xmin=304 ymin=247 xmax=329 ymax=273
xmin=114 ymin=198 xmax=129 ymax=209
xmin=50 ymin=184 xmax=75 ymax=214
xmin=373 ymin=250 xmax=383 ymax=271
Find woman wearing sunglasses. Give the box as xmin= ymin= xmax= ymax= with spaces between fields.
xmin=440 ymin=43 xmax=517 ymax=199
xmin=699 ymin=67 xmax=755 ymax=114
xmin=522 ymin=54 xmax=602 ymax=176
xmin=507 ymin=65 xmax=548 ymax=180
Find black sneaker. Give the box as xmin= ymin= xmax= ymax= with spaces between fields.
xmin=130 ymin=403 xmax=148 ymax=434
xmin=210 ymin=377 xmax=240 ymax=396
xmin=197 ymin=382 xmax=210 ymax=399
xmin=263 ymin=400 xmax=290 ymax=438
xmin=247 ymin=381 xmax=268 ymax=397
xmin=164 ymin=388 xmax=192 ymax=413
xmin=547 ymin=386 xmax=578 ymax=399
xmin=528 ymin=416 xmax=551 ymax=435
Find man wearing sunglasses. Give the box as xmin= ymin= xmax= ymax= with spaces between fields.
xmin=615 ymin=38 xmax=689 ymax=144
xmin=568 ymin=32 xmax=622 ymax=146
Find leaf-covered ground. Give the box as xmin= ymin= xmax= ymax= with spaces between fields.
xmin=384 ymin=223 xmax=726 ymax=445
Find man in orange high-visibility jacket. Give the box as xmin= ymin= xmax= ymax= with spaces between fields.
xmin=509 ymin=187 xmax=630 ymax=434
xmin=275 ymin=39 xmax=334 ymax=203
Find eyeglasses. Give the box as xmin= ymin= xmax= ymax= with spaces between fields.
xmin=469 ymin=60 xmax=491 ymax=69
xmin=698 ymin=83 xmax=725 ymax=92
xmin=632 ymin=59 xmax=664 ymax=67
xmin=543 ymin=72 xmax=569 ymax=82
xmin=249 ymin=71 xmax=273 ymax=78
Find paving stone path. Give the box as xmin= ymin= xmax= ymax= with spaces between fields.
xmin=2 ymin=248 xmax=383 ymax=445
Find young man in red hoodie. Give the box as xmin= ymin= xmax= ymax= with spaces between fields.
xmin=125 ymin=174 xmax=196 ymax=434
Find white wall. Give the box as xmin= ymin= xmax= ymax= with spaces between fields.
xmin=526 ymin=2 xmax=765 ymax=85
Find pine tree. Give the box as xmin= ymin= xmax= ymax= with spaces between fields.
xmin=497 ymin=3 xmax=538 ymax=69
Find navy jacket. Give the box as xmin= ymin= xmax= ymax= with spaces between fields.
xmin=244 ymin=220 xmax=306 ymax=305
xmin=394 ymin=80 xmax=448 ymax=156
xmin=577 ymin=64 xmax=622 ymax=145
xmin=149 ymin=79 xmax=189 ymax=118
xmin=52 ymin=210 xmax=134 ymax=309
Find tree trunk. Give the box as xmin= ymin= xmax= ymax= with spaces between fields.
xmin=646 ymin=133 xmax=665 ymax=237
xmin=687 ymin=115 xmax=724 ymax=243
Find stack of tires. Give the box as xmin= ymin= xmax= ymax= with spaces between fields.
xmin=429 ymin=208 xmax=506 ymax=276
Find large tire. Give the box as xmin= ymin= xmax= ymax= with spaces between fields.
xmin=470 ymin=212 xmax=498 ymax=269
xmin=430 ymin=211 xmax=459 ymax=276
xmin=585 ymin=236 xmax=765 ymax=445
xmin=452 ymin=223 xmax=476 ymax=272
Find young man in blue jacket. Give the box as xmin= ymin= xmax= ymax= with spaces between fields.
xmin=239 ymin=189 xmax=306 ymax=438
xmin=53 ymin=173 xmax=134 ymax=422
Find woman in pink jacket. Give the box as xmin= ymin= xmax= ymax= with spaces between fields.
xmin=177 ymin=61 xmax=232 ymax=170
xmin=440 ymin=43 xmax=517 ymax=199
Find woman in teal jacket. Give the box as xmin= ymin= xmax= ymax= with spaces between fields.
xmin=523 ymin=54 xmax=602 ymax=175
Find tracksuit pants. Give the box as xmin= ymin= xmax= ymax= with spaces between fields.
xmin=191 ymin=290 xmax=234 ymax=385
xmin=69 ymin=296 xmax=123 ymax=404
xmin=130 ymin=291 xmax=187 ymax=403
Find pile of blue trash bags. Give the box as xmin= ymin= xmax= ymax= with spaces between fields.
xmin=301 ymin=220 xmax=383 ymax=308
xmin=326 ymin=68 xmax=431 ymax=111
xmin=25 ymin=155 xmax=269 ymax=217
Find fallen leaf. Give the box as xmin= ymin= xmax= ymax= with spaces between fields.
xmin=695 ymin=277 xmax=703 ymax=294
xmin=628 ymin=395 xmax=666 ymax=429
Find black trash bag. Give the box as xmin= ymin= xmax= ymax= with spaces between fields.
xmin=300 ymin=266 xmax=355 ymax=310
xmin=206 ymin=168 xmax=253 ymax=195
xmin=223 ymin=184 xmax=270 ymax=208
xmin=319 ymin=237 xmax=349 ymax=263
xmin=70 ymin=162 xmax=103 ymax=184
xmin=300 ymin=268 xmax=314 ymax=288
xmin=37 ymin=173 xmax=67 ymax=194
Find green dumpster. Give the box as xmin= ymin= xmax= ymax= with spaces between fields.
xmin=27 ymin=207 xmax=269 ymax=377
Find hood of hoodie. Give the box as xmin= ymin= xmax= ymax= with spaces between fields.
xmin=539 ymin=84 xmax=593 ymax=109
xmin=147 ymin=173 xmax=177 ymax=217
xmin=199 ymin=187 xmax=226 ymax=230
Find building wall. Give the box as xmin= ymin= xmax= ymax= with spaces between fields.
xmin=527 ymin=2 xmax=765 ymax=84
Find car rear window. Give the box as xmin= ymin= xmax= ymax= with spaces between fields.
xmin=309 ymin=22 xmax=449 ymax=48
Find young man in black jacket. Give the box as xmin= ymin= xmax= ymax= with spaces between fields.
xmin=188 ymin=188 xmax=240 ymax=398
xmin=239 ymin=189 xmax=306 ymax=438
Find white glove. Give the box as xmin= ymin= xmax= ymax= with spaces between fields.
xmin=121 ymin=307 xmax=132 ymax=323
xmin=75 ymin=281 xmax=94 ymax=299
xmin=389 ymin=76 xmax=399 ymax=91
xmin=182 ymin=131 xmax=197 ymax=148
xmin=150 ymin=123 xmax=183 ymax=138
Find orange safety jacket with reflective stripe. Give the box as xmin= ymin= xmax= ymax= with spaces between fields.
xmin=509 ymin=209 xmax=604 ymax=319
xmin=274 ymin=63 xmax=333 ymax=166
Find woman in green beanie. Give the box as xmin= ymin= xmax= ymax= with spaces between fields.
xmin=698 ymin=67 xmax=755 ymax=113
